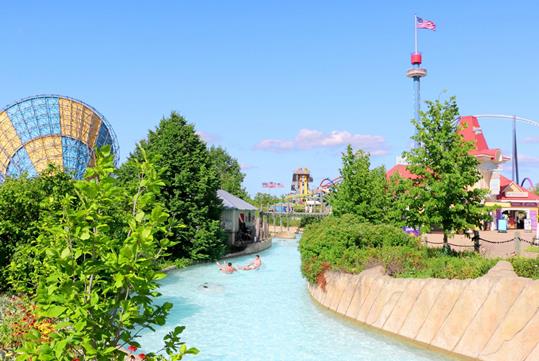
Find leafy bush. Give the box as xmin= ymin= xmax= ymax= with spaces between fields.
xmin=14 ymin=147 xmax=197 ymax=360
xmin=510 ymin=257 xmax=539 ymax=279
xmin=299 ymin=214 xmax=416 ymax=283
xmin=0 ymin=167 xmax=74 ymax=291
xmin=299 ymin=214 xmax=497 ymax=283
xmin=399 ymin=248 xmax=497 ymax=279
xmin=299 ymin=215 xmax=322 ymax=228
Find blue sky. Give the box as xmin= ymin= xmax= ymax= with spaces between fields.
xmin=1 ymin=0 xmax=538 ymax=196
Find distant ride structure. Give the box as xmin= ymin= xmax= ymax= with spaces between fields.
xmin=318 ymin=177 xmax=342 ymax=192
xmin=0 ymin=95 xmax=119 ymax=181
xmin=291 ymin=167 xmax=313 ymax=197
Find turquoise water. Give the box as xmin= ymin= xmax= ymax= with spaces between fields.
xmin=139 ymin=238 xmax=456 ymax=361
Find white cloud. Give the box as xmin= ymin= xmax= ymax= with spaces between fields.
xmin=524 ymin=136 xmax=539 ymax=144
xmin=255 ymin=128 xmax=388 ymax=155
xmin=518 ymin=154 xmax=539 ymax=167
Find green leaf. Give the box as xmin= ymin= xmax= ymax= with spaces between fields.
xmin=80 ymin=228 xmax=91 ymax=240
xmin=60 ymin=247 xmax=71 ymax=259
xmin=153 ymin=272 xmax=166 ymax=281
xmin=42 ymin=305 xmax=67 ymax=318
xmin=54 ymin=339 xmax=68 ymax=359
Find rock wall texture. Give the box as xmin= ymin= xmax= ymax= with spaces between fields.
xmin=308 ymin=261 xmax=539 ymax=361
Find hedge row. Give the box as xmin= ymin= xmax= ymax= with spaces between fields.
xmin=299 ymin=214 xmax=539 ymax=283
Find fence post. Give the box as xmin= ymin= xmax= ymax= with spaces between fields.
xmin=515 ymin=232 xmax=521 ymax=256
xmin=473 ymin=230 xmax=480 ymax=253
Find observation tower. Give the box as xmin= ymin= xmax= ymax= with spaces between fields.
xmin=406 ymin=52 xmax=427 ymax=122
xmin=0 ymin=95 xmax=119 ymax=181
xmin=406 ymin=16 xmax=435 ymax=123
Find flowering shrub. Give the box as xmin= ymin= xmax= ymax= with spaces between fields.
xmin=0 ymin=295 xmax=55 ymax=359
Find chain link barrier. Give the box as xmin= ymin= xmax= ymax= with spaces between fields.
xmin=423 ymin=240 xmax=475 ymax=248
xmin=425 ymin=236 xmax=538 ymax=248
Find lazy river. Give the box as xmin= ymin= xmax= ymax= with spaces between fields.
xmin=139 ymin=238 xmax=456 ymax=361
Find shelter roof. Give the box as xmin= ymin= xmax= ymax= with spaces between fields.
xmin=217 ymin=189 xmax=258 ymax=210
xmin=497 ymin=175 xmax=539 ymax=201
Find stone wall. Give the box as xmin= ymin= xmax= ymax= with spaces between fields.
xmin=308 ymin=262 xmax=539 ymax=361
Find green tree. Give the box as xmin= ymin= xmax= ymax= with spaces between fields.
xmin=402 ymin=97 xmax=488 ymax=251
xmin=118 ymin=112 xmax=224 ymax=261
xmin=0 ymin=167 xmax=74 ymax=291
xmin=16 ymin=147 xmax=198 ymax=360
xmin=208 ymin=146 xmax=248 ymax=199
xmin=328 ymin=146 xmax=392 ymax=223
xmin=251 ymin=192 xmax=281 ymax=211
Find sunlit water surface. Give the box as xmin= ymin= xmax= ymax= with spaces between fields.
xmin=139 ymin=238 xmax=456 ymax=361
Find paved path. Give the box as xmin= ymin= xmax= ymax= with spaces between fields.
xmin=425 ymin=230 xmax=539 ymax=258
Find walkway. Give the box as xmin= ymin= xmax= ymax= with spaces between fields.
xmin=425 ymin=230 xmax=538 ymax=258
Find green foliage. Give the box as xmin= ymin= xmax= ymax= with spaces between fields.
xmin=251 ymin=192 xmax=281 ymax=211
xmin=398 ymin=248 xmax=497 ymax=279
xmin=0 ymin=167 xmax=74 ymax=291
xmin=402 ymin=97 xmax=489 ymax=249
xmin=118 ymin=112 xmax=224 ymax=261
xmin=298 ymin=215 xmax=322 ymax=228
xmin=510 ymin=257 xmax=539 ymax=279
xmin=299 ymin=215 xmax=414 ymax=283
xmin=208 ymin=146 xmax=248 ymax=200
xmin=525 ymin=245 xmax=539 ymax=253
xmin=299 ymin=215 xmax=497 ymax=283
xmin=16 ymin=147 xmax=197 ymax=361
xmin=146 ymin=326 xmax=199 ymax=361
xmin=0 ymin=295 xmax=29 ymax=357
xmin=328 ymin=146 xmax=401 ymax=224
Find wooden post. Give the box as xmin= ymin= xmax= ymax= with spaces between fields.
xmin=515 ymin=231 xmax=521 ymax=256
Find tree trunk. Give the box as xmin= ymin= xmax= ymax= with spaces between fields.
xmin=443 ymin=231 xmax=451 ymax=253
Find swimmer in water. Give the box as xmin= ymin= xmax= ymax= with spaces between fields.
xmin=240 ymin=255 xmax=262 ymax=270
xmin=216 ymin=261 xmax=237 ymax=273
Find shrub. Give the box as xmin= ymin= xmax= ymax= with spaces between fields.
xmin=299 ymin=214 xmax=497 ymax=283
xmin=0 ymin=295 xmax=56 ymax=359
xmin=299 ymin=215 xmax=322 ymax=228
xmin=15 ymin=147 xmax=197 ymax=360
xmin=510 ymin=257 xmax=539 ymax=279
xmin=0 ymin=168 xmax=74 ymax=291
xmin=299 ymin=215 xmax=415 ymax=283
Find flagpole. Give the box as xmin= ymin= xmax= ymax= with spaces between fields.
xmin=414 ymin=14 xmax=418 ymax=53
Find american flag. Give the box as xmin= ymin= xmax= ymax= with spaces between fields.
xmin=416 ymin=17 xmax=436 ymax=31
xmin=262 ymin=182 xmax=284 ymax=188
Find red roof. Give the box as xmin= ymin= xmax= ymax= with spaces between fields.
xmin=497 ymin=175 xmax=539 ymax=201
xmin=499 ymin=175 xmax=513 ymax=189
xmin=386 ymin=164 xmax=418 ymax=180
xmin=458 ymin=116 xmax=510 ymax=162
xmin=458 ymin=116 xmax=490 ymax=151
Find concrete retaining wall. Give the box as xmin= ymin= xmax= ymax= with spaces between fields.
xmin=308 ymin=262 xmax=539 ymax=361
xmin=222 ymin=238 xmax=272 ymax=259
